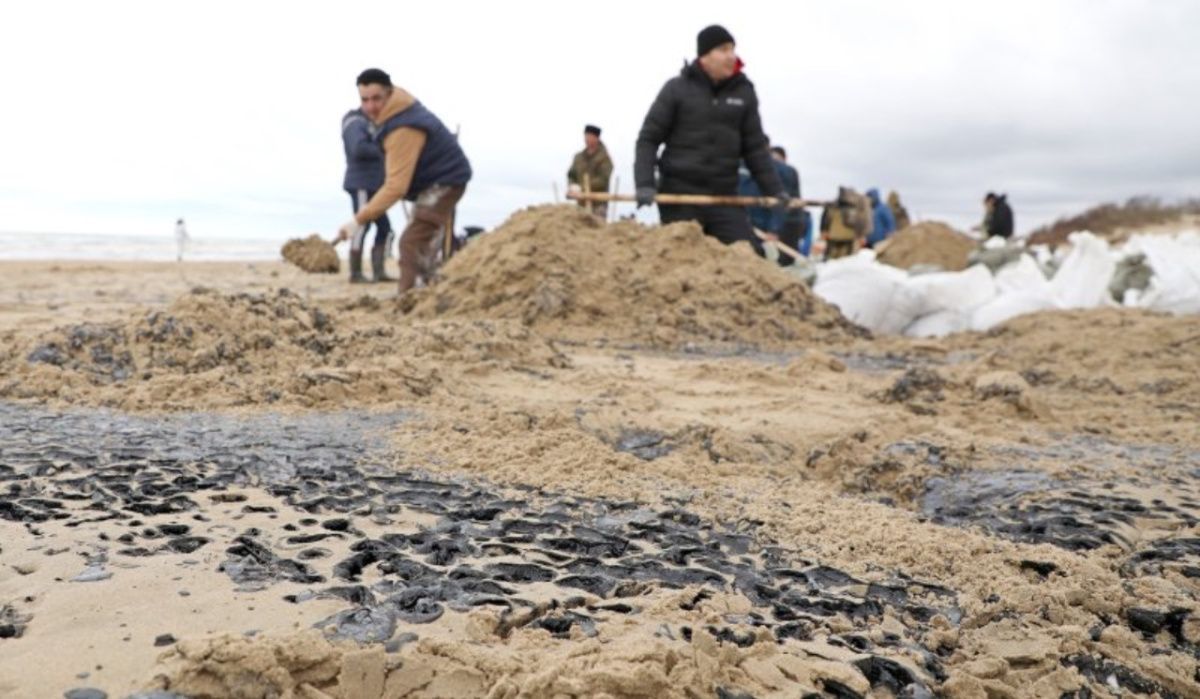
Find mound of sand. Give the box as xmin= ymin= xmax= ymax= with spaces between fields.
xmin=876 ymin=221 xmax=978 ymax=272
xmin=282 ymin=234 xmax=340 ymax=273
xmin=406 ymin=205 xmax=864 ymax=348
xmin=0 ymin=287 xmax=567 ymax=410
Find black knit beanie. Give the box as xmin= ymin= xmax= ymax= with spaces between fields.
xmin=697 ymin=25 xmax=735 ymax=57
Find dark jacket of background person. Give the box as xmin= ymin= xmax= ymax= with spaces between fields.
xmin=988 ymin=194 xmax=1015 ymax=238
xmin=342 ymin=109 xmax=384 ymax=192
xmin=777 ymin=161 xmax=803 ymax=227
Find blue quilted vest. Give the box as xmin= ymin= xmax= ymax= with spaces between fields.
xmin=377 ymin=101 xmax=472 ymax=201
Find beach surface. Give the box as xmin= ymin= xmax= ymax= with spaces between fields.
xmin=2 ymin=207 xmax=1198 ymax=698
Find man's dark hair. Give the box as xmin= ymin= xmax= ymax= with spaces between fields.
xmin=770 ymin=146 xmax=787 ymax=159
xmin=356 ymin=68 xmax=392 ymax=88
xmin=984 ymin=192 xmax=997 ymax=203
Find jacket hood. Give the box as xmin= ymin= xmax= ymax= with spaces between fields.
xmin=867 ymin=188 xmax=882 ymax=204
xmin=374 ymin=87 xmax=417 ymax=125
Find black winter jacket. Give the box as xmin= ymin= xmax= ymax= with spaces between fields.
xmin=635 ymin=62 xmax=783 ymax=198
xmin=987 ymin=196 xmax=1015 ymax=238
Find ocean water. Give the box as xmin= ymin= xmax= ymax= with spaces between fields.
xmin=0 ymin=232 xmax=287 ymax=262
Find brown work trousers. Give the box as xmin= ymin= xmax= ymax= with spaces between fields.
xmin=398 ymin=184 xmax=466 ymax=293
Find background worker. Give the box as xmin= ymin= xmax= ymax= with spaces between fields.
xmin=341 ymin=101 xmax=393 ymax=282
xmin=567 ymin=124 xmax=614 ymax=219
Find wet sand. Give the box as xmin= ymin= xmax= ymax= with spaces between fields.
xmin=1 ymin=207 xmax=1198 ymax=698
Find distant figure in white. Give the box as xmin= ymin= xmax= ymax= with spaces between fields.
xmin=174 ymin=218 xmax=190 ymax=262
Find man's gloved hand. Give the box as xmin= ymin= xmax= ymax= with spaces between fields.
xmin=334 ymin=218 xmax=364 ymax=246
xmin=636 ymin=186 xmax=657 ymax=208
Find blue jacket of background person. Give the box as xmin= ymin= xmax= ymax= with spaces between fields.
xmin=867 ymin=188 xmax=897 ymax=246
xmin=738 ymin=161 xmax=793 ymax=233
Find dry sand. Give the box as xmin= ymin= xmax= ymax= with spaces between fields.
xmin=1 ymin=206 xmax=1198 ymax=698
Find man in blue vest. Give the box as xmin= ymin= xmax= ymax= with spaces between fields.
xmin=336 ymin=68 xmax=472 ymax=293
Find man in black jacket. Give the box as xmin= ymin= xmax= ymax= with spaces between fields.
xmin=634 ymin=25 xmax=786 ymax=255
xmin=984 ymin=192 xmax=1015 ymax=239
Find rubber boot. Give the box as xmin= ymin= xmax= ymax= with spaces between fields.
xmin=349 ymin=249 xmax=368 ymax=284
xmin=371 ymin=246 xmax=394 ymax=283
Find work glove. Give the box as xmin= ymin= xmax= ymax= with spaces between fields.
xmin=636 ymin=186 xmax=657 ymax=209
xmin=334 ymin=218 xmax=364 ymax=246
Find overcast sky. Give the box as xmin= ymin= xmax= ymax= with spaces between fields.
xmin=1 ymin=0 xmax=1197 ymax=243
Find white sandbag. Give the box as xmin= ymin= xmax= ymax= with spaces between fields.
xmin=905 ymin=309 xmax=970 ymax=338
xmin=994 ymin=254 xmax=1051 ymax=295
xmin=901 ymin=265 xmax=998 ymax=337
xmin=905 ymin=264 xmax=997 ymax=316
xmin=969 ymin=289 xmax=1058 ymax=331
xmin=1123 ymin=232 xmax=1200 ymax=315
xmin=813 ymin=253 xmax=925 ymax=334
xmin=1028 ymin=244 xmax=1054 ymax=267
xmin=1050 ymin=232 xmax=1116 ymax=309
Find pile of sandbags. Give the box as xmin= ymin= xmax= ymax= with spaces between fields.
xmin=810 ymin=230 xmax=1199 ymax=337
